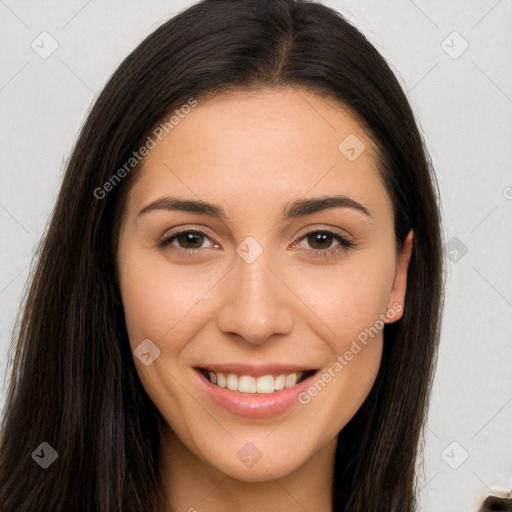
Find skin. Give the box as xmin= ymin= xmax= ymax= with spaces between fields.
xmin=117 ymin=86 xmax=413 ymax=512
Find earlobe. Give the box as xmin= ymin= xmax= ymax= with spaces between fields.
xmin=386 ymin=230 xmax=414 ymax=323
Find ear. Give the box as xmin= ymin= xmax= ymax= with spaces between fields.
xmin=386 ymin=230 xmax=414 ymax=323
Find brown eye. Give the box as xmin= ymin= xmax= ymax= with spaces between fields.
xmin=175 ymin=232 xmax=205 ymax=249
xmin=307 ymin=232 xmax=335 ymax=250
xmin=291 ymin=229 xmax=355 ymax=260
xmin=157 ymin=230 xmax=216 ymax=252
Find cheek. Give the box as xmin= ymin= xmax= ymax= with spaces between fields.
xmin=298 ymin=339 xmax=383 ymax=444
xmin=292 ymin=254 xmax=392 ymax=434
xmin=117 ymin=249 xmax=222 ymax=421
xmin=119 ymin=249 xmax=224 ymax=349
xmin=287 ymin=251 xmax=396 ymax=353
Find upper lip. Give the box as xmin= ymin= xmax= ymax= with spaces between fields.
xmin=194 ymin=363 xmax=318 ymax=377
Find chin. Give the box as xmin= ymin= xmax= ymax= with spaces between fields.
xmin=198 ymin=435 xmax=319 ymax=483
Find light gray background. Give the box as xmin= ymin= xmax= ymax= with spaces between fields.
xmin=1 ymin=1 xmax=511 ymax=510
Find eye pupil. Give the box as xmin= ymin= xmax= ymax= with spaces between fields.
xmin=308 ymin=232 xmax=332 ymax=250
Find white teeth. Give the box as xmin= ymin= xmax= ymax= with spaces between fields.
xmin=226 ymin=374 xmax=238 ymax=391
xmin=285 ymin=373 xmax=297 ymax=388
xmin=238 ymin=375 xmax=256 ymax=393
xmin=256 ymin=375 xmax=274 ymax=394
xmin=274 ymin=374 xmax=285 ymax=391
xmin=204 ymin=370 xmax=304 ymax=394
xmin=216 ymin=372 xmax=226 ymax=388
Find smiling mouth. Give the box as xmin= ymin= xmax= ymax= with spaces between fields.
xmin=197 ymin=368 xmax=318 ymax=394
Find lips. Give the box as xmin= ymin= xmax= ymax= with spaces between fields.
xmin=194 ymin=364 xmax=319 ymax=418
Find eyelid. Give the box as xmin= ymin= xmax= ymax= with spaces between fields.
xmin=156 ymin=225 xmax=219 ymax=248
xmin=289 ymin=228 xmax=355 ymax=259
xmin=292 ymin=224 xmax=354 ymax=244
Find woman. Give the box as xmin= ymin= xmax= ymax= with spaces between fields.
xmin=0 ymin=0 xmax=444 ymax=510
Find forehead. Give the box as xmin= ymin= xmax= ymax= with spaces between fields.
xmin=129 ymin=87 xmax=391 ymax=220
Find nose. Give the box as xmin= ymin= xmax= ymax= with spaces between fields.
xmin=217 ymin=250 xmax=294 ymax=346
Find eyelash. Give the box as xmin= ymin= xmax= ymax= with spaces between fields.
xmin=157 ymin=228 xmax=355 ymax=260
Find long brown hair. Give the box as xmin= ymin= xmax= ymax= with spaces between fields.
xmin=0 ymin=1 xmax=444 ymax=510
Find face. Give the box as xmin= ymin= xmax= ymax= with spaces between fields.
xmin=117 ymin=87 xmax=412 ymax=483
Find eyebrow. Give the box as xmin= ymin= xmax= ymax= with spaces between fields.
xmin=137 ymin=194 xmax=371 ymax=219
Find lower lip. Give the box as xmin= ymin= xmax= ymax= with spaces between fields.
xmin=195 ymin=369 xmax=317 ymax=419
